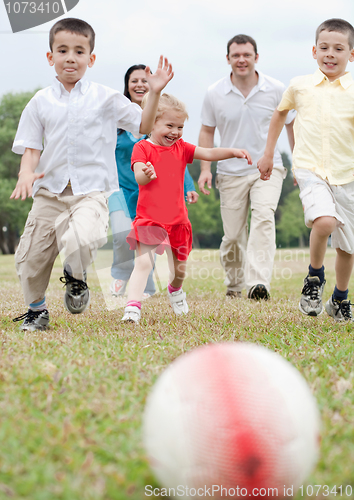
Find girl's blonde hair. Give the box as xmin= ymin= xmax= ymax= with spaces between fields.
xmin=142 ymin=93 xmax=189 ymax=121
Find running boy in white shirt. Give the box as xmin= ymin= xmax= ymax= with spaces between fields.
xmin=11 ymin=18 xmax=173 ymax=331
xmin=258 ymin=18 xmax=354 ymax=322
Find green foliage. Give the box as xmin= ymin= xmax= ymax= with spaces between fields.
xmin=277 ymin=152 xmax=295 ymax=219
xmin=276 ymin=189 xmax=311 ymax=247
xmin=187 ymin=159 xmax=222 ymax=248
xmin=0 ymin=90 xmax=37 ymax=253
xmin=0 ymin=179 xmax=33 ymax=230
xmin=0 ymin=90 xmax=37 ymax=179
xmin=187 ymin=187 xmax=223 ymax=248
xmin=275 ymin=152 xmax=310 ymax=247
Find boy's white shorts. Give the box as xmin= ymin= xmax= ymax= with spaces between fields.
xmin=294 ymin=168 xmax=354 ymax=254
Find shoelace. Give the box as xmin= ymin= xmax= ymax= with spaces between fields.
xmin=302 ymin=279 xmax=324 ymax=300
xmin=13 ymin=309 xmax=43 ymax=323
xmin=60 ymin=273 xmax=88 ymax=296
xmin=335 ymin=300 xmax=353 ymax=320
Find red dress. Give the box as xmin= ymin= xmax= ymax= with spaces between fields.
xmin=127 ymin=138 xmax=196 ymax=261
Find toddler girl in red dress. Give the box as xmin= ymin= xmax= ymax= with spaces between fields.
xmin=122 ymin=94 xmax=252 ymax=323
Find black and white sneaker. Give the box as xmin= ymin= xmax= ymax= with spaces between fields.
xmin=325 ymin=296 xmax=353 ymax=322
xmin=60 ymin=268 xmax=90 ymax=314
xmin=299 ymin=275 xmax=326 ymax=316
xmin=247 ymin=284 xmax=270 ymax=300
xmin=13 ymin=309 xmax=49 ymax=331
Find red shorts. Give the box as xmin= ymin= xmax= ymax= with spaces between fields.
xmin=127 ymin=218 xmax=192 ymax=261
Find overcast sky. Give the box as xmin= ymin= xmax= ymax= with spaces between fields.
xmin=1 ymin=0 xmax=354 ymax=155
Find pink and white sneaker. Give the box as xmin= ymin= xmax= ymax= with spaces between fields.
xmin=121 ymin=305 xmax=141 ymax=324
xmin=168 ymin=288 xmax=189 ymax=316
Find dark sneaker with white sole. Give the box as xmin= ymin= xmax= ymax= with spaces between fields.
xmin=325 ymin=296 xmax=353 ymax=322
xmin=60 ymin=268 xmax=90 ymax=314
xmin=247 ymin=284 xmax=270 ymax=300
xmin=299 ymin=275 xmax=325 ymax=316
xmin=13 ymin=309 xmax=49 ymax=331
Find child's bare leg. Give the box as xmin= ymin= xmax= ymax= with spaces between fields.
xmin=127 ymin=243 xmax=156 ymax=302
xmin=309 ymin=216 xmax=337 ymax=268
xmin=166 ymin=249 xmax=188 ymax=315
xmin=335 ymin=249 xmax=354 ymax=292
xmin=167 ymin=250 xmax=187 ymax=288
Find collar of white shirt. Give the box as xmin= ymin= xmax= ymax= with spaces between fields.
xmin=312 ymin=68 xmax=354 ymax=89
xmin=223 ymin=70 xmax=267 ymax=96
xmin=52 ymin=76 xmax=90 ymax=98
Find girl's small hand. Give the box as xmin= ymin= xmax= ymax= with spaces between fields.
xmin=186 ymin=191 xmax=199 ymax=204
xmin=234 ymin=149 xmax=252 ymax=165
xmin=142 ymin=162 xmax=157 ymax=180
xmin=145 ymin=56 xmax=174 ymax=94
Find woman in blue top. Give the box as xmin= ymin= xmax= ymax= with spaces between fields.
xmin=109 ymin=65 xmax=198 ymax=297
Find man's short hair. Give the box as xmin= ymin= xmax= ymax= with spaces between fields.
xmin=49 ymin=18 xmax=95 ymax=53
xmin=227 ymin=35 xmax=257 ymax=56
xmin=316 ymin=18 xmax=354 ymax=49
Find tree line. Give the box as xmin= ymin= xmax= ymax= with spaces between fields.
xmin=0 ymin=91 xmax=310 ymax=254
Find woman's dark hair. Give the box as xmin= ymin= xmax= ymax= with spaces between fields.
xmin=118 ymin=64 xmax=148 ymax=135
xmin=123 ymin=64 xmax=147 ymax=101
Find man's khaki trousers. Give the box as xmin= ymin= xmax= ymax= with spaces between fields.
xmin=216 ymin=168 xmax=284 ymax=293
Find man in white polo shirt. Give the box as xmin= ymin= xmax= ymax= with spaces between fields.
xmin=198 ymin=34 xmax=295 ymax=300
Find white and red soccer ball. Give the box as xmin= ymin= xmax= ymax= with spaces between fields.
xmin=143 ymin=342 xmax=320 ymax=499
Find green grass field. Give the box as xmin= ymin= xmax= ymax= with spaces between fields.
xmin=0 ymin=248 xmax=353 ymax=500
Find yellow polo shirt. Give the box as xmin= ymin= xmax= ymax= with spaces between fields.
xmin=278 ymin=68 xmax=354 ymax=185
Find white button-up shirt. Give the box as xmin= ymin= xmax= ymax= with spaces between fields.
xmin=201 ymin=71 xmax=295 ymax=176
xmin=13 ymin=77 xmax=142 ymax=196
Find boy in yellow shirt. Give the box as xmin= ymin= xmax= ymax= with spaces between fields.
xmin=258 ymin=18 xmax=354 ymax=321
